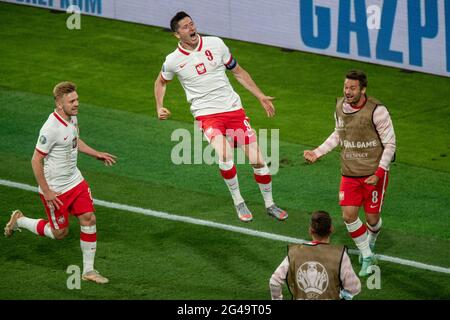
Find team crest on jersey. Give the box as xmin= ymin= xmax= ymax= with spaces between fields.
xmin=205 ymin=127 xmax=214 ymax=136
xmin=297 ymin=261 xmax=329 ymax=299
xmin=339 ymin=191 xmax=344 ymax=201
xmin=57 ymin=216 xmax=66 ymax=225
xmin=195 ymin=63 xmax=207 ymax=75
xmin=39 ymin=135 xmax=47 ymax=145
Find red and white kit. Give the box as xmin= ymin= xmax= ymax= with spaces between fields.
xmin=161 ymin=35 xmax=255 ymax=145
xmin=35 ymin=112 xmax=94 ymax=229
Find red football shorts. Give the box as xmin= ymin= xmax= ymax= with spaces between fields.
xmin=195 ymin=109 xmax=257 ymax=146
xmin=339 ymin=172 xmax=389 ymax=214
xmin=40 ymin=180 xmax=95 ymax=229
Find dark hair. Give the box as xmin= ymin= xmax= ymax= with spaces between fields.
xmin=346 ymin=69 xmax=368 ymax=88
xmin=310 ymin=211 xmax=332 ymax=238
xmin=170 ymin=11 xmax=191 ymax=32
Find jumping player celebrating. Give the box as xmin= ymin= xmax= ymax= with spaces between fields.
xmin=154 ymin=12 xmax=287 ymax=222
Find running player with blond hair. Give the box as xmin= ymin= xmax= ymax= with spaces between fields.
xmin=4 ymin=81 xmax=116 ymax=284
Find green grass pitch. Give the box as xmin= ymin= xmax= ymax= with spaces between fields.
xmin=0 ymin=3 xmax=449 ymax=299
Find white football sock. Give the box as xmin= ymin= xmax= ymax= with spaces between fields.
xmin=219 ymin=160 xmax=244 ymax=206
xmin=253 ymin=164 xmax=274 ymax=208
xmin=367 ymin=218 xmax=382 ymax=249
xmin=345 ymin=218 xmax=372 ymax=258
xmin=80 ymin=225 xmax=97 ymax=274
xmin=17 ymin=217 xmax=39 ymax=234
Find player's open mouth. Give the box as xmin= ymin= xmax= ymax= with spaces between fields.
xmin=190 ymin=32 xmax=197 ymax=40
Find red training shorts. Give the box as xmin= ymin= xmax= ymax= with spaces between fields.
xmin=339 ymin=172 xmax=389 ymax=214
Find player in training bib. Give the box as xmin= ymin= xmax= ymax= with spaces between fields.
xmin=304 ymin=70 xmax=396 ymax=277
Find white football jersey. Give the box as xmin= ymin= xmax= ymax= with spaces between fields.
xmin=35 ymin=112 xmax=83 ymax=194
xmin=161 ymin=35 xmax=242 ymax=117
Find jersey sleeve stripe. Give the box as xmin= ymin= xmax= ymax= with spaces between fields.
xmin=160 ymin=73 xmax=169 ymax=82
xmin=35 ymin=148 xmax=48 ymax=156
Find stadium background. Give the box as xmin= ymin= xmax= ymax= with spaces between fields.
xmin=0 ymin=1 xmax=449 ymax=299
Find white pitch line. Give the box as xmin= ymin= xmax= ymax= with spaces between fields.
xmin=1 ymin=178 xmax=450 ymax=275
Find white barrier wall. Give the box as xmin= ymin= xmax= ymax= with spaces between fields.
xmin=2 ymin=0 xmax=449 ymax=77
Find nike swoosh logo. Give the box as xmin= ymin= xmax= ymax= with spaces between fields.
xmin=64 ymin=136 xmax=68 ymax=140
xmin=179 ymin=63 xmax=187 ymax=69
xmin=370 ymin=205 xmax=378 ymax=208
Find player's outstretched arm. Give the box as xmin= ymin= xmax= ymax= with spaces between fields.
xmin=78 ymin=139 xmax=117 ymax=166
xmin=303 ymin=150 xmax=319 ymax=164
xmin=231 ymin=64 xmax=275 ymax=117
xmin=154 ymin=72 xmax=172 ymax=120
xmin=305 ymin=130 xmax=340 ymax=164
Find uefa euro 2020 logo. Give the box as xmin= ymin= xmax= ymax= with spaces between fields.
xmin=296 ymin=261 xmax=329 ymax=299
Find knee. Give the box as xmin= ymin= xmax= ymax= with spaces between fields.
xmin=218 ymin=155 xmax=231 ymax=163
xmin=219 ymin=150 xmax=233 ymax=162
xmin=53 ymin=228 xmax=69 ymax=240
xmin=365 ymin=214 xmax=380 ymax=226
xmin=223 ymin=154 xmax=233 ymax=162
xmin=80 ymin=212 xmax=96 ymax=226
xmin=251 ymin=163 xmax=265 ymax=169
xmin=342 ymin=212 xmax=357 ymax=224
xmin=343 ymin=216 xmax=353 ymax=224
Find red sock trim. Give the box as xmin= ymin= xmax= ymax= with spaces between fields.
xmin=220 ymin=166 xmax=237 ymax=180
xmin=349 ymin=224 xmax=367 ymax=238
xmin=80 ymin=232 xmax=97 ymax=242
xmin=254 ymin=174 xmax=272 ymax=184
xmin=36 ymin=220 xmax=48 ymax=236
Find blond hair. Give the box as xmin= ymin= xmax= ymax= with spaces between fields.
xmin=53 ymin=81 xmax=77 ymax=101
